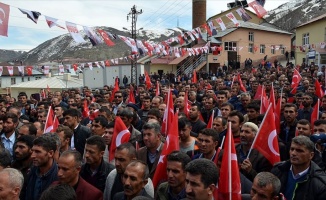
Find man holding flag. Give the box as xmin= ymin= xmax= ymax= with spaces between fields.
xmin=237 ymin=122 xmax=272 ymax=182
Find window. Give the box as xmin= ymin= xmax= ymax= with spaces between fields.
xmin=321 ymin=54 xmax=326 ymax=64
xmin=260 ymin=45 xmax=265 ymax=54
xmin=11 ymin=78 xmax=16 ymax=85
xmin=22 ymin=77 xmax=24 ymax=82
xmin=224 ymin=42 xmax=237 ymax=51
xmin=271 ymin=47 xmax=275 ymax=54
xmin=27 ymin=77 xmax=30 ymax=81
xmin=35 ymin=76 xmax=42 ymax=80
xmin=302 ymin=33 xmax=309 ymax=45
xmin=249 ymin=32 xmax=254 ymax=42
xmin=248 ymin=43 xmax=253 ymax=53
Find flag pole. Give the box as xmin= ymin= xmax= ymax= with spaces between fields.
xmin=247 ymin=104 xmax=272 ymax=159
xmin=227 ymin=122 xmax=232 ymax=200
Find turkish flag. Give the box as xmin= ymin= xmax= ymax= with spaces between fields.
xmin=0 ymin=3 xmax=10 ymax=37
xmin=82 ymin=100 xmax=89 ymax=118
xmin=155 ymin=81 xmax=160 ymax=96
xmin=152 ymin=112 xmax=179 ymax=188
xmin=251 ymin=104 xmax=280 ymax=165
xmin=177 ymin=34 xmax=184 ymax=45
xmin=109 ymin=78 xmax=120 ymax=103
xmin=202 ymin=23 xmax=212 ymax=36
xmin=104 ymin=60 xmax=110 ymax=67
xmin=218 ymin=122 xmax=241 ymax=200
xmin=128 ymin=85 xmax=136 ymax=104
xmin=192 ymin=70 xmax=197 ymax=83
xmin=260 ymin=85 xmax=269 ymax=114
xmin=73 ymin=63 xmax=78 ymax=71
xmin=7 ymin=66 xmax=13 ymax=76
xmin=184 ymin=91 xmax=190 ymax=118
xmin=109 ymin=117 xmax=131 ymax=162
xmin=0 ymin=66 xmax=3 ymax=76
xmin=98 ymin=29 xmax=115 ymax=46
xmin=315 ymin=79 xmax=324 ymax=99
xmin=249 ymin=0 xmax=267 ymax=18
xmin=237 ymin=74 xmax=247 ymax=92
xmin=161 ymin=90 xmax=174 ymax=136
xmin=144 ymin=71 xmax=152 ymax=89
xmin=44 ymin=106 xmax=54 ymax=133
xmin=254 ymin=84 xmax=262 ymax=100
xmin=311 ymin=99 xmax=320 ymax=132
xmin=41 ymin=89 xmax=46 ymax=99
xmin=89 ymin=109 xmax=99 ymax=121
xmin=53 ymin=116 xmax=59 ymax=132
xmin=290 ymin=69 xmax=301 ymax=94
xmin=207 ymin=110 xmax=215 ymax=129
xmin=26 ymin=66 xmax=33 ymax=76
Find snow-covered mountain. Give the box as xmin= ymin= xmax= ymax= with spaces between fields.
xmin=15 ymin=27 xmax=184 ymax=65
xmin=265 ymin=0 xmax=325 ymax=31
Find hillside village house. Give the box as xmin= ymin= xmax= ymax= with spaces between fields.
xmin=0 ymin=63 xmax=45 ymax=95
xmin=146 ymin=7 xmax=292 ymax=76
xmin=295 ymin=13 xmax=326 ymax=68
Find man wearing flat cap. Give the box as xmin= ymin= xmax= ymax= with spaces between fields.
xmin=236 ymin=122 xmax=273 ymax=182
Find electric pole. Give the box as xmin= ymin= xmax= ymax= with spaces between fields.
xmin=127 ymin=5 xmax=143 ymax=84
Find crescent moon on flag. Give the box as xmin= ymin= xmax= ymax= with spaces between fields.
xmin=268 ymin=130 xmax=280 ymax=156
xmin=0 ymin=8 xmax=5 ymax=20
xmin=116 ymin=129 xmax=129 ymax=147
xmin=292 ymin=75 xmax=298 ymax=85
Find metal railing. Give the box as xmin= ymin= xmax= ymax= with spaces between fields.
xmin=174 ymin=54 xmax=206 ymax=76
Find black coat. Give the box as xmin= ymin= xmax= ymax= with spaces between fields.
xmin=271 ymin=160 xmax=326 ymax=200
xmin=73 ymin=124 xmax=91 ymax=156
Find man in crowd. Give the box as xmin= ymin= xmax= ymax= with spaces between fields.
xmin=1 ymin=113 xmax=19 ymax=156
xmin=178 ymin=117 xmax=198 ymax=153
xmin=0 ymin=168 xmax=24 ymax=200
xmin=11 ymin=135 xmax=34 ymax=182
xmin=271 ymin=136 xmax=326 ymax=200
xmin=80 ymin=135 xmax=114 ymax=192
xmin=193 ymin=128 xmax=219 ymax=160
xmin=113 ymin=161 xmax=152 ymax=200
xmin=63 ymin=108 xmax=91 ymax=156
xmin=56 ymin=150 xmax=103 ymax=200
xmin=137 ymin=122 xmax=163 ymax=179
xmin=250 ymin=172 xmax=281 ymax=200
xmin=24 ymin=135 xmax=58 ymax=200
xmin=227 ymin=110 xmax=244 ymax=145
xmin=55 ymin=125 xmax=73 ymax=154
xmin=104 ymin=142 xmax=154 ymax=200
xmin=156 ymin=151 xmax=191 ymax=200
xmin=184 ymin=159 xmax=218 ymax=200
xmin=18 ymin=123 xmax=37 ymax=137
xmin=91 ymin=116 xmax=108 ymax=137
xmin=188 ymin=104 xmax=206 ymax=137
xmin=236 ymin=122 xmax=272 ymax=182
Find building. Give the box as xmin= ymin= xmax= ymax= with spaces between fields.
xmin=10 ymin=74 xmax=83 ymax=98
xmin=295 ymin=13 xmax=326 ymax=68
xmin=0 ymin=63 xmax=46 ymax=95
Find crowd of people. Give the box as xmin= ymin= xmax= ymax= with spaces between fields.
xmin=1 ymin=59 xmax=326 ymax=200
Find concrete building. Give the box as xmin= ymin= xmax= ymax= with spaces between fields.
xmin=295 ymin=13 xmax=326 ymax=68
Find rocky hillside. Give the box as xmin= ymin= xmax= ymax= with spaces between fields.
xmin=0 ymin=50 xmax=26 ymax=63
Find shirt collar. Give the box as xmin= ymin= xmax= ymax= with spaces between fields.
xmin=290 ymin=165 xmax=310 ymax=179
xmin=1 ymin=132 xmax=16 ymax=141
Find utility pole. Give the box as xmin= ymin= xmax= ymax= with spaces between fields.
xmin=127 ymin=5 xmax=143 ymax=84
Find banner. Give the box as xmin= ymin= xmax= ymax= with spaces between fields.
xmin=66 ymin=21 xmax=86 ymax=43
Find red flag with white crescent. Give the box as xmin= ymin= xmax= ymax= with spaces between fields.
xmin=0 ymin=3 xmax=10 ymax=37
xmin=98 ymin=29 xmax=115 ymax=46
xmin=152 ymin=112 xmax=179 ymax=188
xmin=218 ymin=122 xmax=241 ymax=200
xmin=251 ymin=104 xmax=280 ymax=165
xmin=44 ymin=106 xmax=54 ymax=133
xmin=109 ymin=117 xmax=131 ymax=162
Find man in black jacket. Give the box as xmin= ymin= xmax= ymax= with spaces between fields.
xmin=271 ymin=136 xmax=326 ymax=200
xmin=80 ymin=135 xmax=114 ymax=192
xmin=63 ymin=109 xmax=91 ymax=156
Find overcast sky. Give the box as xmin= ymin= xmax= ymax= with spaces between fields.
xmin=0 ymin=0 xmax=289 ymax=51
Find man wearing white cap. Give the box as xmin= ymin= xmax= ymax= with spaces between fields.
xmin=236 ymin=122 xmax=273 ymax=182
